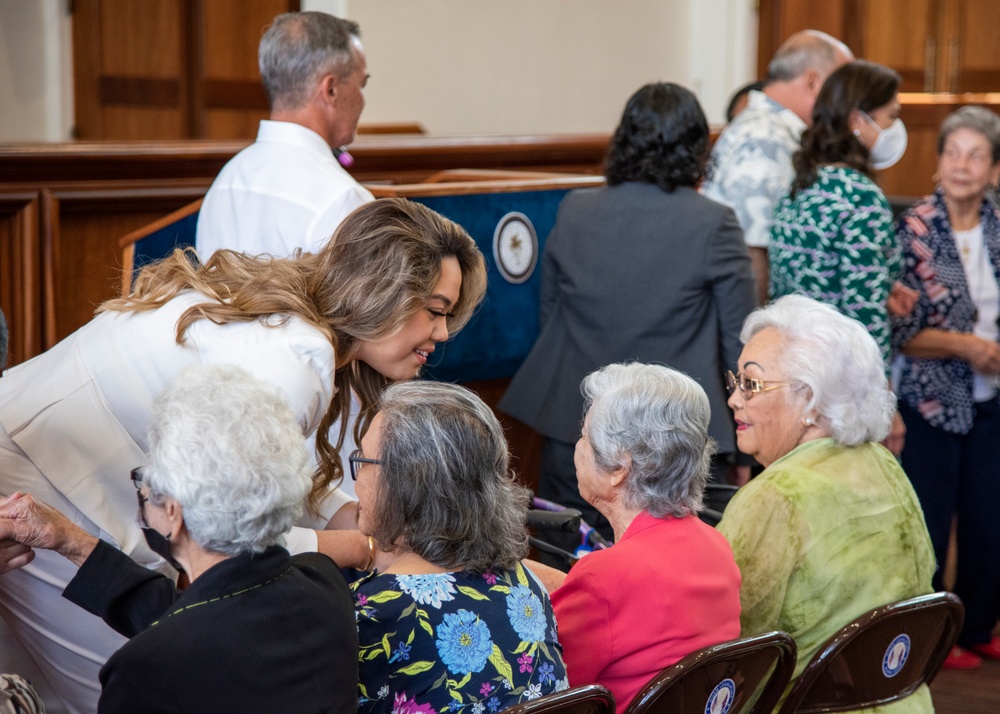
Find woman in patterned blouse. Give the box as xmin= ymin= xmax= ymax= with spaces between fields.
xmin=349 ymin=380 xmax=567 ymax=713
xmin=768 ymin=59 xmax=916 ymax=454
xmin=892 ymin=106 xmax=1000 ymax=670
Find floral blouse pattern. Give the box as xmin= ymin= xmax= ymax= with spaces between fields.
xmin=352 ymin=563 xmax=568 ymax=713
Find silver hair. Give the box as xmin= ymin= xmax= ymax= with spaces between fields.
xmin=938 ymin=106 xmax=1000 ymax=163
xmin=767 ymin=30 xmax=852 ymax=82
xmin=369 ymin=381 xmax=529 ymax=572
xmin=740 ymin=295 xmax=895 ymax=445
xmin=144 ymin=365 xmax=312 ymax=556
xmin=582 ymin=363 xmax=715 ymax=518
xmin=258 ymin=11 xmax=361 ymax=112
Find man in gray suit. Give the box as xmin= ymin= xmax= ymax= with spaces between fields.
xmin=500 ymin=83 xmax=755 ymax=541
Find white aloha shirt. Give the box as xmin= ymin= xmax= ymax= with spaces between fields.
xmin=702 ymin=90 xmax=807 ymax=249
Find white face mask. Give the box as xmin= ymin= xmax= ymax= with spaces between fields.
xmin=860 ymin=112 xmax=908 ymax=170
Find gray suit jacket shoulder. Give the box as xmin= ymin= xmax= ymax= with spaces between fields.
xmin=500 ymin=182 xmax=755 ymax=452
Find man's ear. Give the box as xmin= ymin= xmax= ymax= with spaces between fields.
xmin=319 ymin=73 xmax=338 ymax=102
xmin=804 ymin=69 xmax=822 ymax=96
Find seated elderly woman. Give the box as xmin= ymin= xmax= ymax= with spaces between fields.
xmin=529 ymin=362 xmax=742 ymax=712
xmin=0 ymin=365 xmax=357 ymax=713
xmin=349 ymin=380 xmax=567 ymax=712
xmin=717 ymin=295 xmax=935 ymax=713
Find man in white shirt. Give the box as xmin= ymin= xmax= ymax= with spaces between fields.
xmin=702 ymin=30 xmax=853 ymax=305
xmin=196 ymin=11 xmax=375 ymax=260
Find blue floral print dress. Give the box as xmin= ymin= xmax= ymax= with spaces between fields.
xmin=352 ymin=563 xmax=568 ymax=713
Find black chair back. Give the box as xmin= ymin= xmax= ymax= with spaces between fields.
xmin=623 ymin=631 xmax=797 ymax=714
xmin=777 ymin=591 xmax=963 ymax=713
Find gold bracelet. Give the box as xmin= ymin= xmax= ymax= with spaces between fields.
xmin=362 ymin=535 xmax=376 ymax=571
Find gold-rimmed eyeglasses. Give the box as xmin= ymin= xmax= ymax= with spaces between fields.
xmin=725 ymin=370 xmax=792 ymax=400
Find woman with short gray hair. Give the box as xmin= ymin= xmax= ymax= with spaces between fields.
xmin=542 ymin=362 xmax=741 ymax=711
xmin=893 ymin=104 xmax=1000 ymax=669
xmin=0 ymin=364 xmax=358 ymax=712
xmin=350 ymin=380 xmax=567 ymax=713
xmin=718 ymin=295 xmax=935 ymax=711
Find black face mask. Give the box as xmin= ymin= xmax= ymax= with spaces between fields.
xmin=141 ymin=526 xmax=184 ymax=573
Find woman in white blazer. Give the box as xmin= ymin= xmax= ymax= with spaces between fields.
xmin=0 ymin=197 xmax=486 ymax=714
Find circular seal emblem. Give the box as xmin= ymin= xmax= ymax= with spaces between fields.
xmin=704 ymin=678 xmax=736 ymax=714
xmin=882 ymin=634 xmax=911 ymax=678
xmin=492 ymin=212 xmax=538 ymax=284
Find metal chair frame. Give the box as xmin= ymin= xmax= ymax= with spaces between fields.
xmin=501 ymin=684 xmax=616 ymax=714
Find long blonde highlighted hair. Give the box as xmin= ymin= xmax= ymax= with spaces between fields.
xmin=101 ymin=198 xmax=488 ymax=511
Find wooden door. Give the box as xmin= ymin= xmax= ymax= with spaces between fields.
xmin=944 ymin=0 xmax=1000 ymax=92
xmin=757 ymin=0 xmax=856 ymax=79
xmin=71 ymin=0 xmax=298 ymax=140
xmin=856 ymin=0 xmax=937 ymax=92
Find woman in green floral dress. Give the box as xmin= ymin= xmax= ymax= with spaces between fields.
xmin=349 ymin=381 xmax=567 ymax=713
xmin=769 ymin=60 xmax=913 ymax=370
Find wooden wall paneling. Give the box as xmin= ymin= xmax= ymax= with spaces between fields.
xmin=201 ymin=0 xmax=299 ymax=139
xmin=757 ymin=0 xmax=853 ymax=79
xmin=98 ymin=0 xmax=188 ymax=140
xmin=71 ymin=0 xmax=102 ymax=139
xmin=0 ymin=193 xmax=43 ymax=366
xmin=857 ymin=0 xmax=937 ymax=92
xmin=950 ymin=0 xmax=1000 ymax=92
xmin=40 ymin=190 xmax=60 ymax=351
xmin=48 ymin=187 xmax=205 ymax=342
xmin=187 ymin=0 xmax=206 ymax=138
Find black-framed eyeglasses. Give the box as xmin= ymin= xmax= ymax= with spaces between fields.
xmin=131 ymin=467 xmax=149 ymax=527
xmin=348 ymin=449 xmax=382 ymax=481
xmin=725 ymin=370 xmax=791 ymax=401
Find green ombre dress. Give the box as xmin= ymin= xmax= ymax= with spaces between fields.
xmin=718 ymin=438 xmax=935 ymax=714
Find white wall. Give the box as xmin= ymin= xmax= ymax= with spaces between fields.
xmin=342 ymin=0 xmax=759 ymax=134
xmin=0 ymin=0 xmax=757 ymax=142
xmin=0 ymin=0 xmax=74 ymax=141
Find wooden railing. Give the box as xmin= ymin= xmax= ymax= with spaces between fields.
xmin=0 ymin=133 xmax=610 ymax=367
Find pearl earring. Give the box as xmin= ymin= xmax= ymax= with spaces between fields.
xmin=803 ymin=417 xmax=814 ymax=426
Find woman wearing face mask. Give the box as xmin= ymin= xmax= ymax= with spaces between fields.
xmin=0 ymin=365 xmax=359 ymax=713
xmin=0 ymin=197 xmax=486 ymax=714
xmin=769 ymin=60 xmax=913 ymax=372
xmin=892 ymin=106 xmax=1000 ymax=670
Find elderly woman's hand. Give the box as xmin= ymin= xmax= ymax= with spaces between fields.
xmin=0 ymin=492 xmax=98 ymax=570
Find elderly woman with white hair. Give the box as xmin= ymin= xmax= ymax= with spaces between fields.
xmin=0 ymin=365 xmax=357 ymax=713
xmin=532 ymin=362 xmax=741 ymax=712
xmin=350 ymin=380 xmax=567 ymax=713
xmin=717 ymin=294 xmax=934 ymax=713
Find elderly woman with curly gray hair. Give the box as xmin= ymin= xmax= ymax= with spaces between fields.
xmin=349 ymin=380 xmax=567 ymax=713
xmin=528 ymin=362 xmax=742 ymax=712
xmin=0 ymin=364 xmax=358 ymax=713
xmin=717 ymin=295 xmax=935 ymax=713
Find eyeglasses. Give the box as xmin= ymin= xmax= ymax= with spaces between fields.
xmin=348 ymin=449 xmax=382 ymax=481
xmin=725 ymin=370 xmax=792 ymax=400
xmin=131 ymin=467 xmax=149 ymax=528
